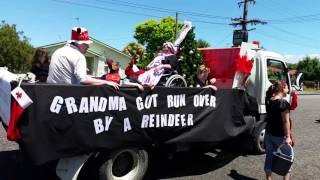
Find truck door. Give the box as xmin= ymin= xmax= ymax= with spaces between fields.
xmin=266 ymin=59 xmax=291 ymax=101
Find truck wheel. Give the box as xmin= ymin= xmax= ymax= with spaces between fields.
xmin=99 ymin=148 xmax=148 ymax=180
xmin=253 ymin=123 xmax=266 ymax=154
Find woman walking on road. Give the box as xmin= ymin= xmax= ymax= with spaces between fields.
xmin=264 ymin=81 xmax=293 ymax=180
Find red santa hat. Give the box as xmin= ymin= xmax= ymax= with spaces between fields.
xmin=105 ymin=59 xmax=121 ymax=71
xmin=68 ymin=27 xmax=93 ymax=44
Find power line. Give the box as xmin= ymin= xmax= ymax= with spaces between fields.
xmin=265 ymin=24 xmax=314 ymax=41
xmin=214 ymin=33 xmax=232 ymax=47
xmin=94 ymin=0 xmax=232 ymax=20
xmin=267 ymin=0 xmax=320 ymax=22
xmin=259 ymin=0 xmax=320 ymax=24
xmin=252 ymin=30 xmax=319 ymax=50
xmin=261 ymin=0 xmax=304 ymax=20
xmin=266 ymin=13 xmax=320 ymax=24
xmin=52 ymin=0 xmax=230 ymax=26
xmin=259 ymin=0 xmax=309 ymax=23
xmin=52 ymin=0 xmax=163 ymax=19
xmin=267 ymin=20 xmax=320 ymax=25
xmin=190 ymin=20 xmax=229 ymax=25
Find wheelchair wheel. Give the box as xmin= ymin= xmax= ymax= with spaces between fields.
xmin=165 ymin=74 xmax=187 ymax=87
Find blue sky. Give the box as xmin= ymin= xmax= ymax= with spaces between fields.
xmin=1 ymin=0 xmax=320 ymax=63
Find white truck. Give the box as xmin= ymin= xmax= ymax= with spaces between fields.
xmin=54 ymin=42 xmax=296 ymax=180
xmin=0 ymin=43 xmax=296 ymax=180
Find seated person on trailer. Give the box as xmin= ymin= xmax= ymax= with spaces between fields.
xmin=101 ymin=59 xmax=144 ymax=91
xmin=125 ymin=54 xmax=145 ymax=81
xmin=137 ymin=42 xmax=178 ymax=88
xmin=195 ymin=64 xmax=217 ymax=90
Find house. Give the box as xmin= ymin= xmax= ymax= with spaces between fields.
xmin=40 ymin=37 xmax=131 ymax=77
xmin=288 ymin=69 xmax=298 ymax=76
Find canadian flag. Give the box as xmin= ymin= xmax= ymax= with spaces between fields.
xmin=7 ymin=86 xmax=33 ymax=141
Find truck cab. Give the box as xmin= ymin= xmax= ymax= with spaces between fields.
xmin=199 ymin=42 xmax=293 ymax=153
xmin=246 ymin=49 xmax=292 ymax=114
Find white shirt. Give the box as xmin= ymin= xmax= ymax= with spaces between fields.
xmin=47 ymin=44 xmax=88 ymax=84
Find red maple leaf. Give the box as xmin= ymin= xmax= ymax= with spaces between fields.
xmin=236 ymin=55 xmax=253 ymax=75
xmin=16 ymin=92 xmax=22 ymax=99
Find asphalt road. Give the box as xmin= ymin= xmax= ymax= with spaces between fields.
xmin=1 ymin=95 xmax=319 ymax=180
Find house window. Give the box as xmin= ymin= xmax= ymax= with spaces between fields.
xmin=267 ymin=59 xmax=289 ymax=85
xmin=86 ymin=57 xmax=94 ymax=75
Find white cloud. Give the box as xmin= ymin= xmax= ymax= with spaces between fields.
xmin=284 ymin=54 xmax=320 ymax=64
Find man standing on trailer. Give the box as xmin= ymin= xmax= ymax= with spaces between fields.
xmin=47 ymin=27 xmax=119 ymax=89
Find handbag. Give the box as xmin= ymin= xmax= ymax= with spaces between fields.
xmin=272 ymin=144 xmax=294 ymax=176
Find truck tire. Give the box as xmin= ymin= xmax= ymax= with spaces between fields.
xmin=252 ymin=122 xmax=266 ymax=154
xmin=99 ymin=148 xmax=148 ymax=180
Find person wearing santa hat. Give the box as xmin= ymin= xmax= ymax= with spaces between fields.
xmin=125 ymin=54 xmax=145 ymax=80
xmin=101 ymin=58 xmax=144 ymax=91
xmin=47 ymin=27 xmax=119 ymax=89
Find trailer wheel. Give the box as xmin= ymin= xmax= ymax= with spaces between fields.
xmin=99 ymin=148 xmax=148 ymax=180
xmin=253 ymin=122 xmax=266 ymax=154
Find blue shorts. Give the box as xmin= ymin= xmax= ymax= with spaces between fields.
xmin=264 ymin=132 xmax=285 ymax=173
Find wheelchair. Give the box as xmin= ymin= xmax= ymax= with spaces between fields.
xmin=157 ymin=55 xmax=187 ymax=87
xmin=140 ymin=54 xmax=187 ymax=87
xmin=158 ymin=71 xmax=187 ymax=87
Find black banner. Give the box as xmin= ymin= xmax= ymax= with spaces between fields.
xmin=17 ymin=84 xmax=256 ymax=165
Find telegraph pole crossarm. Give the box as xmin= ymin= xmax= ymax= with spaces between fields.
xmin=231 ymin=0 xmax=267 ymax=46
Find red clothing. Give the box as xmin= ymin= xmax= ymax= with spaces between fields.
xmin=125 ymin=66 xmax=144 ymax=80
xmin=105 ymin=73 xmax=121 ymax=84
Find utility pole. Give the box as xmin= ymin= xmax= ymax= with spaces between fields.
xmin=242 ymin=0 xmax=249 ymax=30
xmin=230 ymin=0 xmax=266 ymax=46
xmin=175 ymin=12 xmax=179 ymax=39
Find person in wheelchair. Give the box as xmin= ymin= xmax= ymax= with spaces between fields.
xmin=137 ymin=42 xmax=179 ymax=88
xmin=156 ymin=52 xmax=180 ymax=86
xmin=127 ymin=21 xmax=193 ymax=88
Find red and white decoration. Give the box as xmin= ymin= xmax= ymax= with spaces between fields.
xmin=68 ymin=27 xmax=93 ymax=44
xmin=232 ymin=43 xmax=256 ymax=88
xmin=7 ymin=86 xmax=33 ymax=141
xmin=0 ymin=68 xmax=17 ymax=126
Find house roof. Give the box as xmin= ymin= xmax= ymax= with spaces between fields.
xmin=90 ymin=37 xmax=130 ymax=58
xmin=267 ymin=66 xmax=282 ymax=72
xmin=289 ymin=70 xmax=298 ymax=75
xmin=40 ymin=37 xmax=130 ymax=58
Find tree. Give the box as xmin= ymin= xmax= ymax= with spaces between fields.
xmin=296 ymin=56 xmax=320 ymax=81
xmin=196 ymin=39 xmax=210 ymax=48
xmin=122 ymin=42 xmax=145 ymax=57
xmin=287 ymin=63 xmax=297 ymax=70
xmin=178 ymin=27 xmax=204 ymax=86
xmin=122 ymin=42 xmax=145 ymax=67
xmin=0 ymin=21 xmax=34 ymax=73
xmin=134 ymin=17 xmax=204 ymax=86
xmin=134 ymin=17 xmax=176 ymax=67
